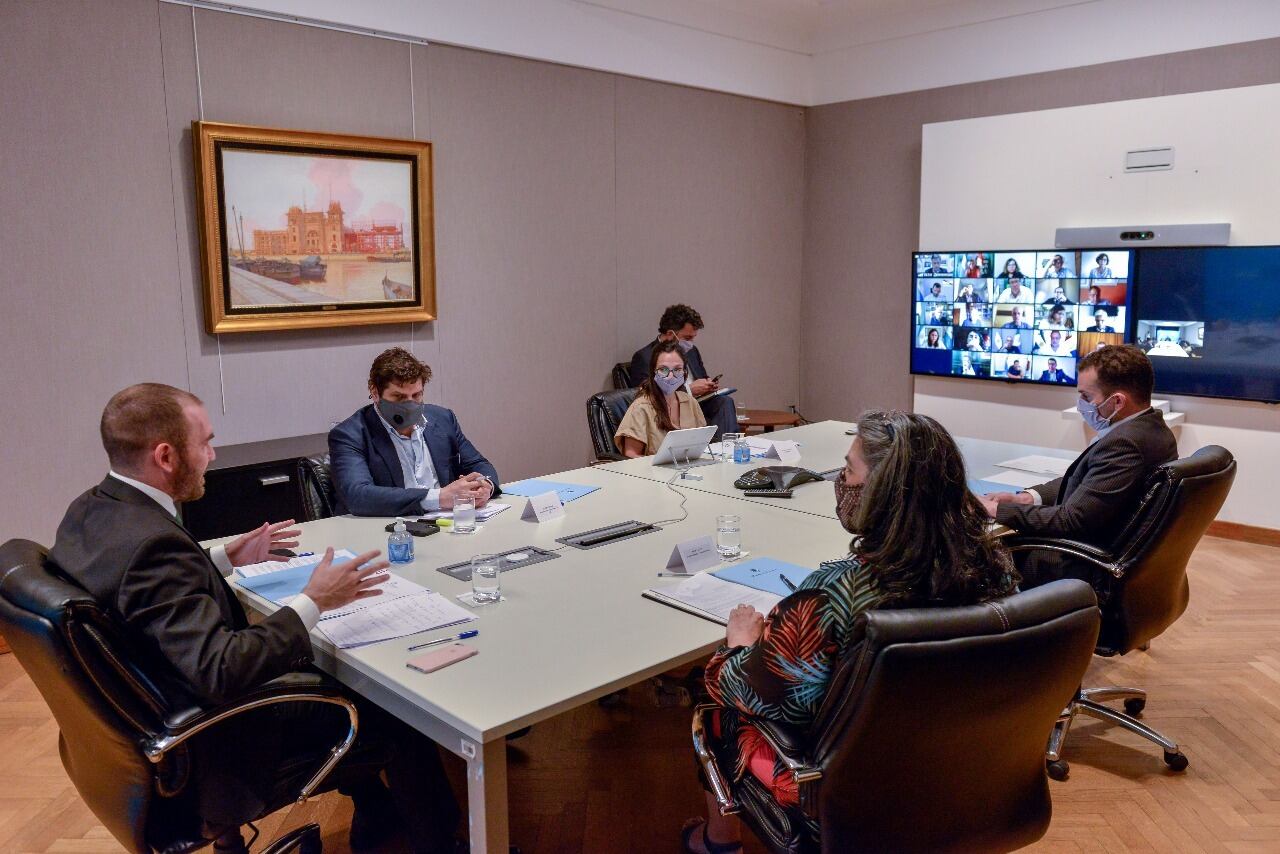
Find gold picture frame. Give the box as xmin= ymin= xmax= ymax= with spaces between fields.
xmin=193 ymin=121 xmax=436 ymax=333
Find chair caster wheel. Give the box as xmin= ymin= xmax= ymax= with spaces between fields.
xmin=1164 ymin=751 xmax=1189 ymax=772
xmin=1046 ymin=759 xmax=1070 ymax=781
xmin=1124 ymin=697 xmax=1146 ymax=716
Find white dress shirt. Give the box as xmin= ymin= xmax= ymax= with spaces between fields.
xmin=107 ymin=471 xmax=319 ymax=630
xmin=377 ymin=412 xmax=444 ymax=511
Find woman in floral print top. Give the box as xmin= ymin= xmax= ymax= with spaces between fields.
xmin=682 ymin=411 xmax=1018 ymax=854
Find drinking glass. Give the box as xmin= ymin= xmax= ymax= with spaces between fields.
xmin=470 ymin=553 xmax=502 ymax=603
xmin=716 ymin=514 xmax=742 ymax=559
xmin=719 ymin=433 xmax=740 ymax=461
xmin=453 ymin=496 xmax=477 ymax=533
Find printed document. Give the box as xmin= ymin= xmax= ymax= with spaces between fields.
xmin=644 ymin=572 xmax=782 ymax=625
xmin=319 ymin=591 xmax=475 ymax=649
xmin=996 ymin=455 xmax=1072 ymax=476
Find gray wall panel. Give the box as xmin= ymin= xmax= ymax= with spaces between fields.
xmin=615 ymin=79 xmax=806 ymax=413
xmin=0 ymin=0 xmax=188 ymax=544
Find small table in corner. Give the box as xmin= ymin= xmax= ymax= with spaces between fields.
xmin=737 ymin=408 xmax=802 ymax=434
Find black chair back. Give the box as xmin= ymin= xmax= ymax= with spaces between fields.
xmin=297 ymin=454 xmax=335 ymax=522
xmin=1098 ymin=445 xmax=1236 ymax=653
xmin=0 ymin=539 xmax=198 ymax=852
xmin=587 ymin=388 xmax=638 ymax=459
xmin=612 ymin=362 xmax=634 ymax=390
xmin=807 ymin=580 xmax=1098 ymax=853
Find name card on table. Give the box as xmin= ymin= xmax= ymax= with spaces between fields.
xmin=520 ymin=491 xmax=566 ymax=523
xmin=665 ymin=535 xmax=721 ymax=574
xmin=764 ymin=440 xmax=802 ymax=465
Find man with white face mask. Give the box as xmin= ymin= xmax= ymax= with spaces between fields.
xmin=329 ymin=347 xmax=499 ymax=517
xmin=980 ymin=345 xmax=1177 ymax=586
xmin=628 ymin=303 xmax=738 ymax=439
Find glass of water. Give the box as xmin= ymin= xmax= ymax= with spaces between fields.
xmin=716 ymin=514 xmax=742 ymax=560
xmin=470 ymin=553 xmax=501 ymax=603
xmin=719 ymin=433 xmax=740 ymax=461
xmin=453 ymin=496 xmax=477 ymax=533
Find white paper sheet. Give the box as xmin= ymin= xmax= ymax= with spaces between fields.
xmin=235 ymin=549 xmax=357 ymax=578
xmin=645 ymin=572 xmax=781 ymax=624
xmin=420 ymin=502 xmax=511 ymax=522
xmin=316 ymin=574 xmax=428 ymax=621
xmin=995 ymin=455 xmax=1072 ymax=476
xmin=980 ymin=469 xmax=1050 ymax=489
xmin=318 ymin=592 xmax=475 ymax=649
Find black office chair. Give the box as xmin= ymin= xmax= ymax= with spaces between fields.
xmin=587 ymin=388 xmax=638 ymax=464
xmin=1006 ymin=445 xmax=1237 ymax=779
xmin=0 ymin=539 xmax=377 ymax=854
xmin=296 ymin=454 xmax=335 ymax=522
xmin=693 ymin=579 xmax=1100 ymax=854
xmin=611 ymin=362 xmax=634 ymax=390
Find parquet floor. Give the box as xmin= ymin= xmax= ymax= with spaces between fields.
xmin=2 ymin=535 xmax=1278 ymax=853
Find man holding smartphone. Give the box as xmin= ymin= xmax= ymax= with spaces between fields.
xmin=628 ymin=304 xmax=739 ymax=439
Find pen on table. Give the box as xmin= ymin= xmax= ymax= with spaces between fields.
xmin=408 ymin=629 xmax=478 ymax=651
xmin=781 ymin=574 xmax=798 ymax=592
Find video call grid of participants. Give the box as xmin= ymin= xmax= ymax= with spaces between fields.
xmin=913 ymin=249 xmax=1129 ymax=382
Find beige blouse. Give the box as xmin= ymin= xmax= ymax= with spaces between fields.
xmin=614 ymin=390 xmax=707 ymax=454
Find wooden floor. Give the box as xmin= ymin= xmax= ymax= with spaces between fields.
xmin=3 ymin=535 xmax=1279 ymax=853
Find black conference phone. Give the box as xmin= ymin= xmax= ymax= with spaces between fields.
xmin=733 ymin=465 xmax=828 ymax=492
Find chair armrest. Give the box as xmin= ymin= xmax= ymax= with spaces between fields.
xmin=751 ymin=718 xmax=822 ymax=785
xmin=143 ymin=672 xmax=358 ymax=804
xmin=692 ymin=704 xmax=739 ymax=816
xmin=1003 ymin=536 xmax=1124 ymax=578
xmin=590 ymin=452 xmax=627 ymax=466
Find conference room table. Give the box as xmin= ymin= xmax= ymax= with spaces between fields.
xmin=217 ymin=421 xmax=1080 ymax=852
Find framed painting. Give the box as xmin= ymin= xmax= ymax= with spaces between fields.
xmin=193 ymin=121 xmax=435 ymax=333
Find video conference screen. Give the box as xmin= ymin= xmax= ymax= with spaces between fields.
xmin=911 ymin=249 xmax=1129 ymax=387
xmin=1129 ymin=246 xmax=1280 ymax=403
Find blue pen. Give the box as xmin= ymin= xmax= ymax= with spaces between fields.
xmin=408 ymin=629 xmax=479 ymax=651
xmin=298 ymin=551 xmax=314 ymax=557
xmin=780 ymin=574 xmax=798 ymax=592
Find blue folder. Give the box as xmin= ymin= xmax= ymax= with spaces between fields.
xmin=968 ymin=478 xmax=1011 ymax=497
xmin=501 ymin=479 xmax=599 ymax=503
xmin=713 ymin=558 xmax=815 ymax=597
xmin=236 ymin=555 xmax=354 ymax=605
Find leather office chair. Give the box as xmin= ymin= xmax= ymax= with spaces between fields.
xmin=296 ymin=454 xmax=335 ymax=522
xmin=1006 ymin=445 xmax=1236 ymax=779
xmin=612 ymin=362 xmax=634 ymax=390
xmin=587 ymin=388 xmax=638 ymax=464
xmin=0 ymin=539 xmax=374 ymax=854
xmin=693 ymin=579 xmax=1100 ymax=854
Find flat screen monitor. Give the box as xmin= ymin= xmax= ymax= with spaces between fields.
xmin=1129 ymin=246 xmax=1280 ymax=403
xmin=911 ymin=249 xmax=1130 ymax=387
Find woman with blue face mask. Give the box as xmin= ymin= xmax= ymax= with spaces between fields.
xmin=614 ymin=340 xmax=708 ymax=458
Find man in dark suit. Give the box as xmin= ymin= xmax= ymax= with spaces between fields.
xmin=330 ymin=347 xmax=499 ymax=517
xmin=1038 ymin=357 xmax=1071 ymax=383
xmin=628 ymin=304 xmax=738 ymax=438
xmin=982 ymin=345 xmax=1178 ymax=587
xmin=50 ymin=383 xmax=459 ymax=853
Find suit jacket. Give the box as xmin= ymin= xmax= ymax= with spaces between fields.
xmin=328 ymin=403 xmax=499 ymax=517
xmin=49 ymin=476 xmax=313 ymax=708
xmin=628 ymin=338 xmax=709 ymax=388
xmin=996 ymin=408 xmax=1178 ymax=547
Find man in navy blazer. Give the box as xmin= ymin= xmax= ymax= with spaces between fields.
xmin=330 ymin=348 xmax=499 ymax=517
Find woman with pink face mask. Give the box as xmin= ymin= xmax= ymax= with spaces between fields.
xmin=682 ymin=411 xmax=1017 ymax=854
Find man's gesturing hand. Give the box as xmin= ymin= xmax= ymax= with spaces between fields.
xmin=301 ymin=547 xmax=390 ymax=613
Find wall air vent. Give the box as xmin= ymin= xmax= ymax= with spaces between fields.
xmin=1125 ymin=147 xmax=1174 ymax=172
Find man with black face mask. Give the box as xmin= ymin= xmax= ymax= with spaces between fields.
xmin=329 ymin=347 xmax=499 ymax=517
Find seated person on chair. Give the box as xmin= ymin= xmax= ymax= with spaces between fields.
xmin=330 ymin=347 xmax=499 ymax=517
xmin=682 ymin=411 xmax=1017 ymax=854
xmin=50 ymin=383 xmax=460 ymax=854
xmin=981 ymin=345 xmax=1178 ymax=588
xmin=615 ymin=340 xmax=707 ymax=458
xmin=629 ymin=303 xmax=738 ymax=439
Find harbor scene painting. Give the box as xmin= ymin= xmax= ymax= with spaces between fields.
xmin=221 ymin=149 xmax=415 ymax=307
xmin=194 ymin=122 xmax=435 ymax=332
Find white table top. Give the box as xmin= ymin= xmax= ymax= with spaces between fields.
xmin=222 ymin=423 xmax=1082 ymax=744
xmin=226 ymin=463 xmax=851 ymax=742
xmin=594 ymin=421 xmax=1081 ymax=519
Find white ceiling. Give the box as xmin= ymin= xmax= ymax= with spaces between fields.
xmin=188 ymin=0 xmax=1280 ymax=105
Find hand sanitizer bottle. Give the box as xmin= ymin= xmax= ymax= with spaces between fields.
xmin=388 ymin=518 xmax=414 ymax=564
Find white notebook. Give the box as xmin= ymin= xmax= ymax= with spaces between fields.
xmin=643 ymin=572 xmax=782 ymax=626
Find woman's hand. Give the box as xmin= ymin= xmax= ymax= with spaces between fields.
xmin=726 ymin=604 xmax=765 ymax=648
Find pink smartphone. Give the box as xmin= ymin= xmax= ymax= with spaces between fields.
xmin=406 ymin=643 xmax=478 ymax=674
